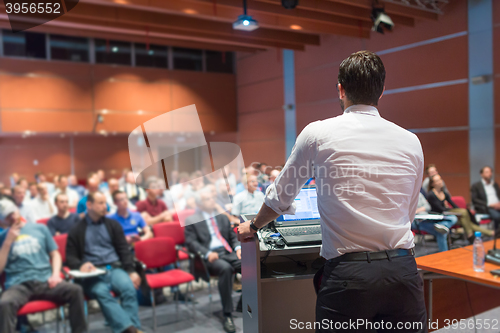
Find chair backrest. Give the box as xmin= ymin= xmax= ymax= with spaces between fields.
xmin=36 ymin=218 xmax=50 ymax=226
xmin=135 ymin=237 xmax=177 ymax=269
xmin=451 ymin=196 xmax=467 ymax=209
xmin=53 ymin=234 xmax=68 ymax=263
xmin=153 ymin=222 xmax=185 ymax=245
xmin=68 ymin=207 xmax=76 ymax=214
xmin=176 ymin=209 xmax=195 ymax=226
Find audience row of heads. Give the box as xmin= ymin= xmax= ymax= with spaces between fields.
xmin=425 ymin=164 xmax=494 ymax=193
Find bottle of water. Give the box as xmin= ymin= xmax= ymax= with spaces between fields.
xmin=473 ymin=231 xmax=485 ymax=272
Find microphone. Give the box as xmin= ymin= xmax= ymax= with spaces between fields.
xmin=486 ymin=225 xmax=500 ymax=266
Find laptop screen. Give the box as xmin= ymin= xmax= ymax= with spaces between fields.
xmin=276 ymin=187 xmax=320 ymax=222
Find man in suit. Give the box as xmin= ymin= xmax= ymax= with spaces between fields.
xmin=471 ymin=166 xmax=500 ymax=232
xmin=184 ymin=186 xmax=241 ymax=333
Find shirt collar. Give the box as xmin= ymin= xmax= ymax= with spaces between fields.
xmin=343 ymin=104 xmax=380 ymax=117
xmin=85 ymin=214 xmax=104 ymax=225
xmin=482 ymin=178 xmax=493 ymax=186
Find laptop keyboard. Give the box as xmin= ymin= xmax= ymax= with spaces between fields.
xmin=278 ymin=226 xmax=321 ymax=237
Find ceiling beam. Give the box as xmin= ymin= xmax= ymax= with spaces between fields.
xmin=255 ymin=0 xmax=415 ymax=27
xmin=67 ymin=2 xmax=320 ymax=46
xmin=0 ymin=18 xmax=265 ymax=53
xmin=326 ymin=0 xmax=439 ymax=20
xmin=84 ymin=0 xmax=371 ymax=38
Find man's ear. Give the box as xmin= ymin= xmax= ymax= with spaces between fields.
xmin=379 ymin=86 xmax=385 ymax=100
xmin=338 ymin=83 xmax=346 ymax=99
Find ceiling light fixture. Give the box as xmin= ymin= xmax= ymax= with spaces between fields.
xmin=233 ymin=0 xmax=259 ymax=31
xmin=371 ymin=2 xmax=394 ymax=34
xmin=290 ymin=24 xmax=302 ymax=30
xmin=282 ymin=0 xmax=299 ymax=9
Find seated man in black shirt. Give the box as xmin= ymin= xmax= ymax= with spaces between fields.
xmin=47 ymin=193 xmax=79 ymax=236
xmin=66 ymin=192 xmax=143 ymax=333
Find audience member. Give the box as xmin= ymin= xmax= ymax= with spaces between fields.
xmin=471 ymin=166 xmax=500 ymax=232
xmin=68 ymin=175 xmax=86 ymax=199
xmin=36 ymin=173 xmax=56 ymax=196
xmin=0 ymin=199 xmax=86 ymax=333
xmin=136 ymin=180 xmax=172 ymax=226
xmin=105 ymin=178 xmax=135 ymax=214
xmin=422 ymin=164 xmax=449 ymax=195
xmin=412 ymin=192 xmax=457 ymax=252
xmin=9 ymin=173 xmax=19 ymax=188
xmin=66 ymin=192 xmax=143 ymax=333
xmin=256 ymin=162 xmax=269 ymax=184
xmin=31 ymin=183 xmax=56 ymax=221
xmin=108 ymin=190 xmax=152 ymax=245
xmin=47 ymin=193 xmax=79 ymax=236
xmin=427 ymin=174 xmax=493 ymax=243
xmin=77 ymin=176 xmax=104 ymax=215
xmin=0 ymin=187 xmax=12 ymax=197
xmin=25 ymin=182 xmax=38 ymax=202
xmin=97 ymin=169 xmax=109 ymax=192
xmin=231 ymin=174 xmax=265 ymax=219
xmin=262 ymin=169 xmax=280 ymax=193
xmin=185 ymin=187 xmax=241 ymax=333
xmin=12 ymin=185 xmax=36 ymax=224
xmin=52 ymin=175 xmax=79 ymax=209
xmin=123 ymin=172 xmax=145 ymax=205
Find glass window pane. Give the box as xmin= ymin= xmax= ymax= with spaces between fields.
xmin=135 ymin=43 xmax=168 ymax=68
xmin=206 ymin=51 xmax=234 ymax=73
xmin=50 ymin=34 xmax=89 ymax=62
xmin=95 ymin=39 xmax=131 ymax=65
xmin=3 ymin=30 xmax=46 ymax=59
xmin=173 ymin=47 xmax=202 ymax=71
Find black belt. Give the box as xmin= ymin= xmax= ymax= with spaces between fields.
xmin=328 ymin=248 xmax=415 ymax=263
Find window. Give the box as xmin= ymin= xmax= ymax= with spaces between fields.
xmin=206 ymin=51 xmax=234 ymax=73
xmin=3 ymin=30 xmax=46 ymax=59
xmin=50 ymin=34 xmax=89 ymax=62
xmin=135 ymin=43 xmax=168 ymax=68
xmin=95 ymin=39 xmax=131 ymax=65
xmin=173 ymin=47 xmax=202 ymax=71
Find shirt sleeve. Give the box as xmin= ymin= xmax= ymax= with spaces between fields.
xmin=136 ymin=201 xmax=145 ymax=212
xmin=408 ymin=142 xmax=424 ymax=223
xmin=42 ymin=225 xmax=58 ymax=253
xmin=231 ymin=194 xmax=242 ymax=216
xmin=264 ymin=123 xmax=316 ymax=215
xmin=138 ymin=214 xmax=147 ymax=228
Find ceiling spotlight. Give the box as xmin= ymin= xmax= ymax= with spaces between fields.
xmin=111 ymin=46 xmax=119 ymax=52
xmin=282 ymin=0 xmax=299 ymax=9
xmin=290 ymin=24 xmax=302 ymax=30
xmin=233 ymin=0 xmax=259 ymax=31
xmin=183 ymin=8 xmax=197 ymax=15
xmin=371 ymin=7 xmax=394 ymax=34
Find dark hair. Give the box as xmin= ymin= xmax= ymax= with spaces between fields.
xmin=480 ymin=166 xmax=492 ymax=174
xmin=87 ymin=191 xmax=103 ymax=203
xmin=427 ymin=174 xmax=441 ymax=193
xmin=338 ymin=50 xmax=385 ymax=106
xmin=112 ymin=190 xmax=125 ymax=202
xmin=425 ymin=164 xmax=436 ymax=174
xmin=54 ymin=192 xmax=67 ymax=204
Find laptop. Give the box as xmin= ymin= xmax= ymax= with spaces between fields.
xmin=275 ymin=186 xmax=322 ymax=246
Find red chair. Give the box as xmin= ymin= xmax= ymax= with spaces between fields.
xmin=451 ymin=196 xmax=467 ymax=209
xmin=68 ymin=207 xmax=76 ymax=214
xmin=153 ymin=222 xmax=190 ymax=261
xmin=1 ymin=274 xmax=65 ymax=332
xmin=135 ymin=237 xmax=196 ymax=330
xmin=36 ymin=218 xmax=50 ymax=226
xmin=176 ymin=209 xmax=195 ymax=226
xmin=53 ymin=234 xmax=68 ymax=263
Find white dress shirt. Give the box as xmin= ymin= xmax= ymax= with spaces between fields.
xmin=202 ymin=210 xmax=241 ymax=258
xmin=265 ymin=105 xmax=424 ymax=260
xmin=231 ymin=189 xmax=265 ymax=216
xmin=482 ymin=178 xmax=499 ymax=206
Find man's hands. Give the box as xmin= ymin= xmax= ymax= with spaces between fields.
xmin=237 ymin=221 xmax=256 ymax=243
xmin=5 ymin=222 xmax=21 ymax=245
xmin=207 ymin=252 xmax=219 ymax=263
xmin=80 ymin=262 xmax=96 ymax=273
xmin=489 ymin=202 xmax=500 ymax=210
xmin=129 ymin=272 xmax=141 ymax=289
xmin=126 ymin=234 xmax=141 ymax=244
xmin=48 ymin=274 xmax=63 ymax=289
xmin=236 ymin=248 xmax=241 ymax=260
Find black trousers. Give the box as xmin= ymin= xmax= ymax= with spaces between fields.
xmin=0 ymin=280 xmax=87 ymax=333
xmin=315 ymin=255 xmax=427 ymax=333
xmin=206 ymin=247 xmax=241 ymax=314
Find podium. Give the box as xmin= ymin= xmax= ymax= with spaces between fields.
xmin=240 ymin=214 xmax=323 ymax=333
